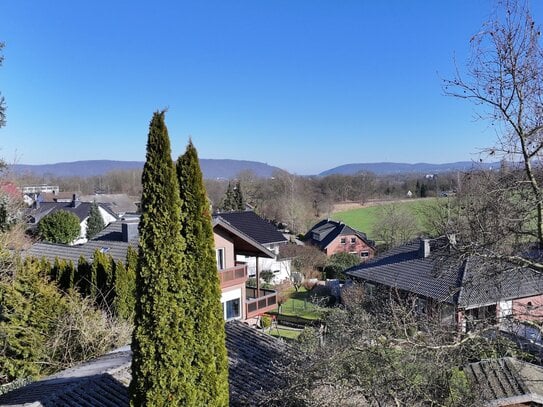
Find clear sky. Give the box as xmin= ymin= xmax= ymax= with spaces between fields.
xmin=1 ymin=1 xmax=542 ymax=175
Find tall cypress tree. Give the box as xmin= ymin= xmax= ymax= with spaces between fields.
xmin=176 ymin=140 xmax=229 ymax=406
xmin=86 ymin=201 xmax=105 ymax=239
xmin=233 ymin=180 xmax=244 ymax=210
xmin=130 ymin=111 xmax=195 ymax=406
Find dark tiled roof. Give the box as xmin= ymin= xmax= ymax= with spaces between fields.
xmin=346 ymin=240 xmax=461 ymax=304
xmin=27 ymin=201 xmax=118 ymax=224
xmin=24 ymin=221 xmax=137 ymax=264
xmin=213 ymin=211 xmax=287 ymax=245
xmin=226 ymin=319 xmax=287 ymax=405
xmin=459 ymin=258 xmax=543 ymax=309
xmin=304 ymin=219 xmax=374 ymax=250
xmin=346 ymin=239 xmax=543 ymax=308
xmin=0 ymin=321 xmax=287 ymax=407
xmin=465 ymin=357 xmax=543 ymax=405
xmin=0 ymin=347 xmax=131 ymax=407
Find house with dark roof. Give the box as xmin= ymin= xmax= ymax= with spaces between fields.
xmin=26 ymin=194 xmax=118 ymax=244
xmin=304 ymin=219 xmax=376 ymax=260
xmin=465 ymin=357 xmax=543 ymax=406
xmin=0 ymin=320 xmax=288 ymax=407
xmin=212 ymin=215 xmax=279 ymax=321
xmin=25 ymin=216 xmax=278 ymax=323
xmin=346 ymin=238 xmax=543 ymax=332
xmin=213 ymin=211 xmax=291 ymax=284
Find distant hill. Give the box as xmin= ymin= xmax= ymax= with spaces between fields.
xmin=319 ymin=161 xmax=500 ymax=176
xmin=11 ymin=159 xmax=282 ymax=179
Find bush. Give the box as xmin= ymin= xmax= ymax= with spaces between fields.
xmin=0 ymin=259 xmax=66 ymax=383
xmin=260 ymin=270 xmax=274 ymax=284
xmin=324 ymin=252 xmax=360 ymax=280
xmin=47 ymin=292 xmax=132 ymax=369
xmin=37 ymin=210 xmax=81 ymax=244
xmin=260 ymin=315 xmax=272 ymax=329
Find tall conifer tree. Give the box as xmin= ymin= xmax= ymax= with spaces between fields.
xmin=86 ymin=201 xmax=105 ymax=239
xmin=130 ymin=111 xmax=196 ymax=406
xmin=233 ymin=180 xmax=244 ymax=210
xmin=176 ymin=140 xmax=229 ymax=406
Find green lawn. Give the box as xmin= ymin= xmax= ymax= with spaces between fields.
xmin=332 ymin=198 xmax=438 ymax=241
xmin=269 ymin=327 xmax=301 ymax=340
xmin=269 ymin=287 xmax=324 ymax=320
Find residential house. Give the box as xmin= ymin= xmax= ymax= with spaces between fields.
xmin=0 ymin=320 xmax=288 ymax=407
xmin=26 ymin=217 xmax=278 ymax=322
xmin=213 ymin=214 xmax=279 ymax=321
xmin=213 ymin=210 xmax=291 ymax=284
xmin=26 ymin=194 xmax=118 ymax=244
xmin=346 ymin=238 xmax=543 ymax=332
xmin=79 ymin=193 xmax=139 ymax=217
xmin=304 ymin=219 xmax=376 ymax=260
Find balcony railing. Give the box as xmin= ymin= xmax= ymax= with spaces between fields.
xmin=245 ymin=287 xmax=278 ymax=319
xmin=218 ymin=263 xmax=248 ymax=289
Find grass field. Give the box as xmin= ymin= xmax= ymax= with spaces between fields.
xmin=268 ymin=287 xmax=323 ymax=320
xmin=332 ymin=198 xmax=438 ymax=241
xmin=269 ymin=327 xmax=301 ymax=340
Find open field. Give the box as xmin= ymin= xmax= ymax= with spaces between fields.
xmin=332 ymin=198 xmax=438 ymax=240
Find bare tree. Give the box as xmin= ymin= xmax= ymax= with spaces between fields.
xmin=372 ymin=203 xmax=419 ymax=250
xmin=261 ymin=293 xmax=493 ymax=406
xmin=444 ymin=0 xmax=543 ymax=269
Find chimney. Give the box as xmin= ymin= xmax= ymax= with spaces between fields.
xmin=122 ymin=222 xmax=138 ymax=242
xmin=419 ymin=238 xmax=431 ymax=258
xmin=71 ymin=194 xmax=80 ymax=208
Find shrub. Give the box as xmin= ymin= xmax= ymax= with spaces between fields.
xmin=37 ymin=210 xmax=81 ymax=244
xmin=260 ymin=315 xmax=272 ymax=329
xmin=260 ymin=270 xmax=274 ymax=284
xmin=47 ymin=291 xmax=132 ymax=370
xmin=324 ymin=252 xmax=360 ymax=280
xmin=0 ymin=259 xmax=66 ymax=383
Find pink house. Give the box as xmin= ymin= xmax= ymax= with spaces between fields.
xmin=347 ymin=238 xmax=543 ymax=333
xmin=213 ymin=217 xmax=278 ymax=321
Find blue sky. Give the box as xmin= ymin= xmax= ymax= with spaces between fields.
xmin=1 ymin=1 xmax=542 ymax=175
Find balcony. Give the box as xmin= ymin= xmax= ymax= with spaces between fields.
xmin=245 ymin=287 xmax=278 ymax=319
xmin=218 ymin=263 xmax=248 ymax=289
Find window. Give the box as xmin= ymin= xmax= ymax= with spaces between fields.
xmin=216 ymin=248 xmax=225 ymax=270
xmin=365 ymin=283 xmax=375 ymax=297
xmin=340 ymin=237 xmax=346 ymax=245
xmin=225 ymin=298 xmax=241 ymax=320
xmin=360 ymin=251 xmax=369 ymax=258
xmin=350 ymin=237 xmax=356 ymax=244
